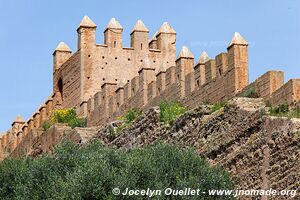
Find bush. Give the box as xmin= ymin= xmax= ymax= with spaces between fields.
xmin=211 ymin=102 xmax=226 ymax=113
xmin=124 ymin=108 xmax=141 ymax=124
xmin=269 ymin=104 xmax=300 ymax=118
xmin=51 ymin=108 xmax=77 ymax=124
xmin=113 ymin=108 xmax=142 ymax=135
xmin=0 ymin=142 xmax=234 ymax=200
xmin=69 ymin=117 xmax=86 ymax=129
xmin=41 ymin=109 xmax=86 ymax=130
xmin=42 ymin=120 xmax=52 ymax=131
xmin=159 ymin=101 xmax=187 ymax=124
xmin=242 ymin=87 xmax=259 ymax=98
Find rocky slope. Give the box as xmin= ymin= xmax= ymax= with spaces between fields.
xmin=10 ymin=97 xmax=300 ymax=199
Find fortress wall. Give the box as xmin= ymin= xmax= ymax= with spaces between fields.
xmin=85 ymin=41 xmax=251 ymax=126
xmin=239 ymin=71 xmax=284 ymax=98
xmin=4 ymin=17 xmax=300 ymax=159
xmin=59 ymin=51 xmax=81 ymax=108
xmin=269 ymin=79 xmax=300 ymax=106
xmin=75 ymin=20 xmax=176 ymax=105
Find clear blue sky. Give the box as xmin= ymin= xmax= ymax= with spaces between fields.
xmin=0 ymin=0 xmax=299 ymax=132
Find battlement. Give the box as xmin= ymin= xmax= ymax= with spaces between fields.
xmin=1 ymin=16 xmax=300 ymax=159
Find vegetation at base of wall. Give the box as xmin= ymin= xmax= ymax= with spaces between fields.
xmin=242 ymin=87 xmax=259 ymax=98
xmin=0 ymin=141 xmax=234 ymax=200
xmin=159 ymin=101 xmax=187 ymax=125
xmin=114 ymin=108 xmax=142 ymax=135
xmin=42 ymin=120 xmax=52 ymax=131
xmin=211 ymin=102 xmax=226 ymax=113
xmin=42 ymin=108 xmax=86 ymax=131
xmin=268 ymin=104 xmax=300 ymax=118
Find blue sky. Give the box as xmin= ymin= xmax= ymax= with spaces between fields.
xmin=0 ymin=0 xmax=299 ymax=132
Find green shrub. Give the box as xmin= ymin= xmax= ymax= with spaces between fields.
xmin=124 ymin=108 xmax=141 ymax=124
xmin=51 ymin=108 xmax=77 ymax=124
xmin=159 ymin=101 xmax=187 ymax=124
xmin=269 ymin=104 xmax=300 ymax=118
xmin=242 ymin=87 xmax=259 ymax=98
xmin=42 ymin=120 xmax=52 ymax=131
xmin=211 ymin=102 xmax=226 ymax=112
xmin=111 ymin=108 xmax=142 ymax=135
xmin=0 ymin=142 xmax=234 ymax=200
xmin=50 ymin=108 xmax=86 ymax=129
xmin=68 ymin=117 xmax=86 ymax=129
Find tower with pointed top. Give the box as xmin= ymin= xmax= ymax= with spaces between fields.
xmin=195 ymin=51 xmax=210 ymax=87
xmin=104 ymin=18 xmax=123 ymax=48
xmin=77 ymin=16 xmax=97 ymax=103
xmin=176 ymin=46 xmax=194 ymax=97
xmin=130 ymin=20 xmax=149 ymax=51
xmin=157 ymin=22 xmax=176 ymax=67
xmin=53 ymin=42 xmax=72 ymax=106
xmin=227 ymin=32 xmax=249 ymax=93
xmin=11 ymin=115 xmax=25 ymax=135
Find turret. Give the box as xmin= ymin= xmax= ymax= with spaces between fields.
xmin=138 ymin=58 xmax=155 ymax=106
xmin=77 ymin=15 xmax=97 ymax=50
xmin=176 ymin=46 xmax=194 ymax=97
xmin=176 ymin=46 xmax=194 ymax=75
xmin=104 ymin=18 xmax=123 ymax=48
xmin=52 ymin=42 xmax=72 ymax=106
xmin=77 ymin=16 xmax=97 ymax=102
xmin=227 ymin=32 xmax=248 ymax=92
xmin=53 ymin=42 xmax=72 ymax=72
xmin=11 ymin=115 xmax=25 ymax=134
xmin=195 ymin=51 xmax=209 ymax=87
xmin=156 ymin=22 xmax=176 ymax=66
xmin=130 ymin=20 xmax=149 ymax=51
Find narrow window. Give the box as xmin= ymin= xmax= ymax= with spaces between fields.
xmin=141 ymin=43 xmax=143 ymax=50
xmin=218 ymin=68 xmax=222 ymax=76
xmin=114 ymin=41 xmax=116 ymax=48
xmin=57 ymin=78 xmax=63 ymax=102
xmin=197 ymin=80 xmax=200 ymax=88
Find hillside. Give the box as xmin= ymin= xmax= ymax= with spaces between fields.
xmin=9 ymin=97 xmax=300 ymax=199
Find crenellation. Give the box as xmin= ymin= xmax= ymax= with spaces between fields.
xmin=204 ymin=59 xmax=216 ymax=83
xmin=165 ymin=66 xmax=176 ymax=87
xmin=215 ymin=52 xmax=228 ymax=78
xmin=33 ymin=112 xmax=41 ymax=129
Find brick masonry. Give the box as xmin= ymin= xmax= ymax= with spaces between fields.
xmin=1 ymin=16 xmax=300 ymax=159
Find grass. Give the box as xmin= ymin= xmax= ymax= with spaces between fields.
xmin=242 ymin=87 xmax=259 ymax=98
xmin=211 ymin=102 xmax=226 ymax=113
xmin=159 ymin=101 xmax=187 ymax=125
xmin=269 ymin=103 xmax=300 ymax=118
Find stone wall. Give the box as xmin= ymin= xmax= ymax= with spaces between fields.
xmin=2 ymin=17 xmax=300 ymax=161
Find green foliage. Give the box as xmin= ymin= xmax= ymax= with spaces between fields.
xmin=269 ymin=104 xmax=300 ymax=118
xmin=42 ymin=120 xmax=52 ymax=131
xmin=211 ymin=102 xmax=226 ymax=113
xmin=124 ymin=108 xmax=141 ymax=124
xmin=159 ymin=101 xmax=187 ymax=124
xmin=0 ymin=142 xmax=234 ymax=200
xmin=69 ymin=117 xmax=86 ymax=129
xmin=111 ymin=108 xmax=142 ymax=137
xmin=242 ymin=87 xmax=259 ymax=98
xmin=48 ymin=108 xmax=86 ymax=129
xmin=51 ymin=108 xmax=77 ymax=124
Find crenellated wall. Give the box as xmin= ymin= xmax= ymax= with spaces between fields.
xmin=85 ymin=37 xmax=250 ymax=126
xmin=1 ymin=16 xmax=300 ymax=160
